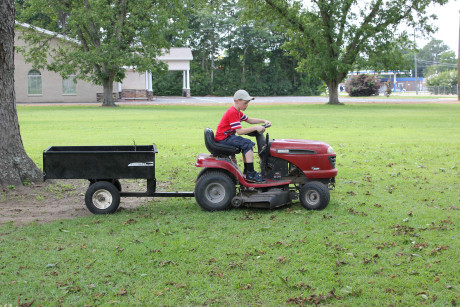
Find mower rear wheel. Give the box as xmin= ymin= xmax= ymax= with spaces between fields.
xmin=194 ymin=171 xmax=235 ymax=211
xmin=299 ymin=181 xmax=330 ymax=210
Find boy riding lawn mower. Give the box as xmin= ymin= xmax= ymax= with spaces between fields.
xmin=43 ymin=125 xmax=337 ymax=214
xmin=194 ymin=124 xmax=337 ymax=211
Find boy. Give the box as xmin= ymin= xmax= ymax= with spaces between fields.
xmin=215 ymin=90 xmax=271 ymax=183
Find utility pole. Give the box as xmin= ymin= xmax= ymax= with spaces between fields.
xmin=458 ymin=10 xmax=460 ymax=101
xmin=414 ymin=28 xmax=418 ymax=95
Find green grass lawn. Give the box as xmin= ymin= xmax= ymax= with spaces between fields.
xmin=1 ymin=103 xmax=459 ymax=305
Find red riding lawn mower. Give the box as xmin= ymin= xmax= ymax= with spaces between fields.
xmin=194 ymin=124 xmax=337 ymax=211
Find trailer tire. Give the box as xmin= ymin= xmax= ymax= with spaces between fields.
xmin=195 ymin=171 xmax=235 ymax=211
xmin=113 ymin=179 xmax=122 ymax=191
xmin=85 ymin=181 xmax=121 ymax=214
xmin=299 ymin=181 xmax=330 ymax=210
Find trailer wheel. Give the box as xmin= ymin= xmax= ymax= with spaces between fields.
xmin=299 ymin=181 xmax=330 ymax=210
xmin=85 ymin=181 xmax=120 ymax=214
xmin=195 ymin=171 xmax=235 ymax=211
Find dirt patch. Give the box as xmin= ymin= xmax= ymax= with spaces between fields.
xmin=0 ymin=179 xmax=152 ymax=226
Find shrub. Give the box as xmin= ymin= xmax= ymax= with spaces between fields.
xmin=346 ymin=74 xmax=381 ymax=96
xmin=426 ymin=70 xmax=458 ymax=86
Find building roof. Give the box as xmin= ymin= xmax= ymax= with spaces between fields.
xmin=158 ymin=48 xmax=193 ymax=61
xmin=15 ymin=21 xmax=77 ymax=43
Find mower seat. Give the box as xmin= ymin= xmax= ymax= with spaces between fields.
xmin=204 ymin=128 xmax=241 ymax=156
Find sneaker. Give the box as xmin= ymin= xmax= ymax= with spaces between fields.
xmin=246 ymin=171 xmax=264 ymax=183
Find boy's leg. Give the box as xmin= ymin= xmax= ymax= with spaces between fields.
xmin=243 ymin=150 xmax=254 ymax=174
xmin=242 ymin=149 xmax=263 ymax=183
xmin=217 ymin=136 xmax=263 ymax=182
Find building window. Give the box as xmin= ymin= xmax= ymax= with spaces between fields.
xmin=62 ymin=75 xmax=77 ymax=95
xmin=27 ymin=69 xmax=42 ymax=95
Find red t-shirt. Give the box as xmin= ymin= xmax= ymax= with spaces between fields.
xmin=215 ymin=106 xmax=248 ymax=141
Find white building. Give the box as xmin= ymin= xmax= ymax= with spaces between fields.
xmin=14 ymin=23 xmax=193 ymax=103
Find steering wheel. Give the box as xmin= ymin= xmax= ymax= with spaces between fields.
xmin=247 ymin=123 xmax=271 ymax=137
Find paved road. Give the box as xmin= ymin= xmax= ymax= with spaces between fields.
xmin=17 ymin=95 xmax=458 ymax=106
xmin=156 ymin=95 xmax=458 ymax=104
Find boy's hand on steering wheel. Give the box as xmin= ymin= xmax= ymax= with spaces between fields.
xmin=256 ymin=125 xmax=265 ymax=133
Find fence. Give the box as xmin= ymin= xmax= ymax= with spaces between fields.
xmin=426 ymin=86 xmax=458 ymax=95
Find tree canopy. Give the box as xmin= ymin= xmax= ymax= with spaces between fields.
xmin=154 ymin=0 xmax=323 ymax=97
xmin=416 ymin=39 xmax=457 ymax=77
xmin=239 ymin=0 xmax=449 ymax=104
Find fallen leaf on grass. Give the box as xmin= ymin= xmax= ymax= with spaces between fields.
xmin=228 ymin=261 xmax=244 ymax=269
xmin=286 ymin=289 xmax=338 ymax=305
xmin=277 ymin=256 xmax=287 ymax=263
xmin=93 ymin=292 xmax=106 ymax=298
xmin=240 ymin=211 xmax=253 ymax=220
xmin=279 ymin=276 xmax=289 ymax=284
xmin=413 ymin=242 xmax=428 ymax=250
xmin=294 ymin=282 xmax=314 ymax=290
xmin=391 ymin=224 xmax=416 ymax=236
xmin=159 ymin=260 xmax=178 ymax=267
xmin=336 ymin=258 xmax=347 ymax=266
xmin=240 ymin=284 xmax=253 ymax=290
xmin=18 ymin=299 xmax=34 ymax=307
xmin=430 ymin=246 xmax=449 ymax=255
xmin=386 ymin=288 xmax=397 ymax=294
xmin=346 ymin=208 xmax=367 ymax=216
xmin=116 ymin=288 xmax=127 ymax=296
xmin=122 ymin=219 xmax=138 ymax=225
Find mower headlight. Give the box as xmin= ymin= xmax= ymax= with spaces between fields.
xmin=327 ymin=146 xmax=335 ymax=154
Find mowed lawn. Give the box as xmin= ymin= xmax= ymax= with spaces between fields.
xmin=1 ymin=103 xmax=459 ymax=306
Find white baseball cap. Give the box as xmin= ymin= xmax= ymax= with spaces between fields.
xmin=234 ymin=89 xmax=254 ymax=101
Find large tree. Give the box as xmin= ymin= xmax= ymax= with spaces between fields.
xmin=16 ymin=0 xmax=186 ymax=106
xmin=240 ymin=0 xmax=448 ymax=104
xmin=0 ymin=0 xmax=42 ymax=187
xmin=417 ymin=39 xmax=457 ymax=76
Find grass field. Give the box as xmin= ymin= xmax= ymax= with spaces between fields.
xmin=1 ymin=103 xmax=459 ymax=305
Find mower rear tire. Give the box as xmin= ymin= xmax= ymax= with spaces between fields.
xmin=195 ymin=171 xmax=235 ymax=211
xmin=85 ymin=181 xmax=120 ymax=214
xmin=299 ymin=181 xmax=330 ymax=210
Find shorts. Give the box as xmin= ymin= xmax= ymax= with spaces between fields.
xmin=217 ymin=135 xmax=255 ymax=155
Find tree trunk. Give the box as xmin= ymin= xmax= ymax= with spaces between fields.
xmin=242 ymin=47 xmax=247 ymax=84
xmin=326 ymin=80 xmax=342 ymax=105
xmin=101 ymin=76 xmax=117 ymax=107
xmin=210 ymin=31 xmax=215 ymax=95
xmin=0 ymin=0 xmax=43 ymax=187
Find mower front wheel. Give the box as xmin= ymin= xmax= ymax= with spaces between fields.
xmin=299 ymin=181 xmax=330 ymax=210
xmin=194 ymin=171 xmax=235 ymax=211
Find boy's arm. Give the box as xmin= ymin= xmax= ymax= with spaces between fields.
xmin=246 ymin=117 xmax=271 ymax=126
xmin=235 ymin=126 xmax=264 ymax=135
xmin=235 ymin=118 xmax=271 ymax=135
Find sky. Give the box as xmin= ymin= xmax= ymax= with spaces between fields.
xmin=421 ymin=0 xmax=459 ymax=55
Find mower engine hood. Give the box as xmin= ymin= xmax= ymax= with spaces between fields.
xmin=270 ymin=139 xmax=336 ymax=179
xmin=270 ymin=139 xmax=331 ymax=155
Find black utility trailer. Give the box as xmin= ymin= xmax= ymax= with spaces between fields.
xmin=43 ymin=145 xmax=194 ymax=214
